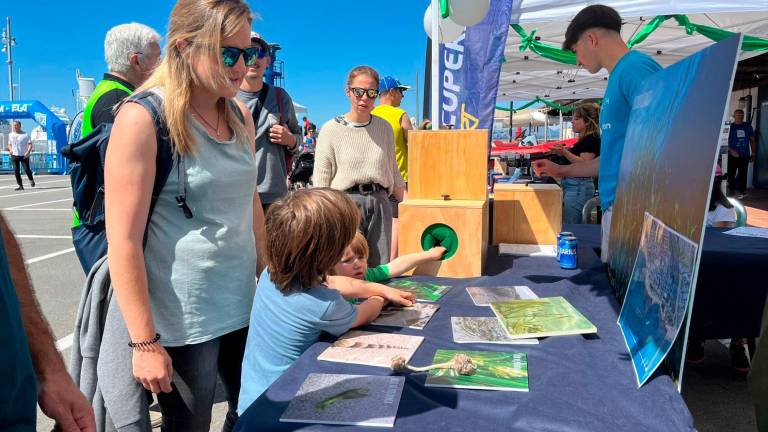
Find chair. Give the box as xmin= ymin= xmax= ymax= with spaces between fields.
xmin=581 ymin=196 xmax=602 ymax=224
xmin=727 ymin=197 xmax=748 ymax=227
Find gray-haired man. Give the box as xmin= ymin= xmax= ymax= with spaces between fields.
xmin=81 ymin=22 xmax=161 ymax=137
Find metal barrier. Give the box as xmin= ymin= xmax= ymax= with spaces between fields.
xmin=0 ymin=152 xmax=61 ymax=174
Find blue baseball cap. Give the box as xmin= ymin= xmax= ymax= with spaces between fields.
xmin=379 ymin=76 xmax=411 ymax=93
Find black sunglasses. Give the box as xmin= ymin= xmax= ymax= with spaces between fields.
xmin=349 ymin=87 xmax=380 ymax=99
xmin=221 ymin=46 xmax=266 ymax=67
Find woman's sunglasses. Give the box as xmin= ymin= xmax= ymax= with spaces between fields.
xmin=349 ymin=87 xmax=380 ymax=99
xmin=221 ymin=46 xmax=266 ymax=68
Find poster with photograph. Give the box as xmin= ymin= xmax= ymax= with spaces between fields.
xmin=606 ymin=36 xmax=741 ymax=386
xmin=618 ymin=213 xmax=698 ymax=387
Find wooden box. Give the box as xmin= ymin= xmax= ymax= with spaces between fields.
xmin=399 ymin=199 xmax=488 ymax=277
xmin=407 ymin=130 xmax=489 ymax=201
xmin=492 ymin=183 xmax=562 ymax=245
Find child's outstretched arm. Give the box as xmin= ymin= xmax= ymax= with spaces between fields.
xmin=386 ymin=247 xmax=447 ymax=277
xmin=351 ymin=296 xmax=386 ymax=328
xmin=327 ymin=276 xmax=414 ymax=306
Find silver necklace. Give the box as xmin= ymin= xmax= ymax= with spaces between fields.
xmin=191 ymin=103 xmax=222 ymax=138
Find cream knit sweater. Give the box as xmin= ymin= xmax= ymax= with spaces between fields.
xmin=313 ymin=115 xmax=406 ymax=193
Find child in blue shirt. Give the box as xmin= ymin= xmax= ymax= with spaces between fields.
xmin=333 ymin=232 xmax=446 ymax=282
xmin=237 ymin=188 xmax=414 ymax=414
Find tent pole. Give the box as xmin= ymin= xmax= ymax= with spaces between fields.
xmin=415 ymin=70 xmax=420 ymax=126
xmin=430 ymin=0 xmax=439 ymax=130
xmin=509 ymin=101 xmax=513 ymax=140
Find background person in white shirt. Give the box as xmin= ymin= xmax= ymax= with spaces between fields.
xmin=7 ymin=121 xmax=35 ymax=191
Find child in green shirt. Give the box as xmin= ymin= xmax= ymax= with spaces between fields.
xmin=333 ymin=232 xmax=446 ymax=282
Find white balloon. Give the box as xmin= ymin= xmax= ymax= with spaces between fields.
xmin=423 ymin=4 xmax=465 ymax=43
xmin=449 ymin=0 xmax=491 ymax=27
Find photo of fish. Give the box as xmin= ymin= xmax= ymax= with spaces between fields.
xmin=371 ymin=303 xmax=440 ymax=330
xmin=281 ymin=373 xmax=405 ymax=427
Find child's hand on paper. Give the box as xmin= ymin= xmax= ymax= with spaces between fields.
xmin=379 ymin=286 xmax=415 ymax=307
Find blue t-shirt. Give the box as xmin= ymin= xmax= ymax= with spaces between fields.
xmin=728 ymin=123 xmax=754 ymax=158
xmin=238 ymin=269 xmax=358 ymax=414
xmin=599 ymin=51 xmax=662 ymax=209
xmin=0 ymin=227 xmax=37 ymax=430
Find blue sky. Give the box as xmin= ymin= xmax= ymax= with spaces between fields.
xmin=4 ymin=0 xmax=428 ymax=127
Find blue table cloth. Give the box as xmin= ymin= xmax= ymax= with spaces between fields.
xmin=235 ymin=235 xmax=694 ymax=431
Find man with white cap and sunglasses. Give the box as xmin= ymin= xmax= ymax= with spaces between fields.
xmin=237 ymin=31 xmax=302 ymax=212
xmin=372 ymin=76 xmax=414 ymax=260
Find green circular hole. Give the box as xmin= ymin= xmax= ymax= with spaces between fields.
xmin=420 ymin=223 xmax=459 ymax=260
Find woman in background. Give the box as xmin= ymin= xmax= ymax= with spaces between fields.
xmin=551 ymin=103 xmax=601 ymax=224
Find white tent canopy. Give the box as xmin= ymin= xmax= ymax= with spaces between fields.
xmin=498 ymin=0 xmax=768 ymax=101
xmin=293 ymin=102 xmax=308 ymax=114
xmin=494 ymin=107 xmax=553 ymax=128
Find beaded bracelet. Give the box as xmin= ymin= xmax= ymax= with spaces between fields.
xmin=128 ymin=333 xmax=161 ymax=350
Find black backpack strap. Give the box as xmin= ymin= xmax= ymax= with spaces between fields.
xmin=251 ymin=83 xmax=270 ymax=130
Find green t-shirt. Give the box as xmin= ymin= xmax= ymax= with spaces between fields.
xmin=364 ymin=264 xmax=390 ymax=283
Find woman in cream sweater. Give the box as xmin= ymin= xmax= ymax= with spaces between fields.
xmin=313 ymin=65 xmax=405 ymax=266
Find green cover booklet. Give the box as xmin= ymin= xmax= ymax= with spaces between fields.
xmin=280 ymin=373 xmax=406 ymax=427
xmin=388 ymin=279 xmax=451 ymax=302
xmin=425 ymin=349 xmax=529 ymax=392
xmin=490 ymin=296 xmax=597 ymax=339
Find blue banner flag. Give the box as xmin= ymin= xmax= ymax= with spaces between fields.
xmin=438 ymin=0 xmax=513 ymax=131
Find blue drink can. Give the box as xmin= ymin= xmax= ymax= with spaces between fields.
xmin=559 ymin=236 xmax=578 ymax=269
xmin=556 ymin=232 xmax=573 ymax=262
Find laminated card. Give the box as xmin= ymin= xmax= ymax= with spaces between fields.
xmin=280 ymin=373 xmax=405 ymax=428
xmin=425 ymin=350 xmax=529 ymax=392
xmin=371 ymin=303 xmax=440 ymax=330
xmin=318 ymin=330 xmax=424 ymax=368
xmin=466 ymin=285 xmax=537 ymax=306
xmin=388 ymin=279 xmax=451 ymax=302
xmin=451 ymin=317 xmax=538 ymax=345
xmin=490 ymin=297 xmax=596 ymax=339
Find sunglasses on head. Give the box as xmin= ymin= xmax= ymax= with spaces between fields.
xmin=349 ymin=87 xmax=380 ymax=99
xmin=220 ymin=46 xmax=266 ymax=67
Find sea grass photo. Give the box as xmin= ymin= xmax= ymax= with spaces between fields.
xmin=490 ymin=297 xmax=597 ymax=339
xmin=425 ymin=350 xmax=529 ymax=391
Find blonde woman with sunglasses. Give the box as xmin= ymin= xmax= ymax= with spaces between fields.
xmin=313 ymin=65 xmax=406 ymax=266
xmin=103 ymin=0 xmax=266 ymax=430
xmin=551 ymin=103 xmax=601 ymax=224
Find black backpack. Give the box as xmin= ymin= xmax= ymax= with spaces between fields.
xmin=62 ymin=92 xmax=192 ymax=274
xmin=289 ymin=152 xmax=315 ymax=186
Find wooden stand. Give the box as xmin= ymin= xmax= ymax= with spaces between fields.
xmin=399 ymin=199 xmax=488 ymax=277
xmin=492 ymin=183 xmax=562 ymax=245
xmin=398 ymin=130 xmax=489 ymax=277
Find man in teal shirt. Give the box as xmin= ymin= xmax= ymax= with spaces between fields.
xmin=533 ymin=4 xmax=662 ymax=261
